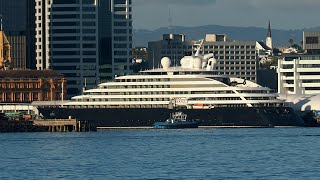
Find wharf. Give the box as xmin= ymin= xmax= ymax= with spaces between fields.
xmin=33 ymin=119 xmax=97 ymax=132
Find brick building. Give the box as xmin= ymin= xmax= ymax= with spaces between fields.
xmin=0 ymin=70 xmax=66 ymax=103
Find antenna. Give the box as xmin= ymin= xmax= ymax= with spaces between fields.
xmin=168 ymin=7 xmax=172 ymax=31
xmin=0 ymin=14 xmax=3 ymax=31
xmin=152 ymin=50 xmax=155 ymax=69
xmin=194 ymin=39 xmax=204 ymax=57
xmin=61 ymin=79 xmax=64 ymax=105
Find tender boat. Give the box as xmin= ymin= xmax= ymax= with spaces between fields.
xmin=153 ymin=112 xmax=199 ymax=129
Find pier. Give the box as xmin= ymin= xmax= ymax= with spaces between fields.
xmin=33 ymin=119 xmax=96 ymax=132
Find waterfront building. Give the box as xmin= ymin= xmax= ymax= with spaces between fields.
xmin=0 ymin=0 xmax=36 ymax=69
xmin=148 ymin=34 xmax=270 ymax=82
xmin=35 ymin=0 xmax=132 ymax=97
xmin=278 ymin=54 xmax=320 ymax=95
xmin=278 ymin=32 xmax=320 ymax=95
xmin=0 ymin=70 xmax=66 ymax=103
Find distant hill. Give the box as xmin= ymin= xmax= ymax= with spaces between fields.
xmin=133 ymin=25 xmax=320 ymax=47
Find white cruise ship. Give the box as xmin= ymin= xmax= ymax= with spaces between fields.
xmin=36 ymin=43 xmax=304 ymax=127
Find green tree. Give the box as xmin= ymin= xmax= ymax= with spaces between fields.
xmin=289 ymin=38 xmax=294 ymax=47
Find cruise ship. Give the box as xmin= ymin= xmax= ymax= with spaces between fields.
xmin=36 ymin=43 xmax=304 ymax=127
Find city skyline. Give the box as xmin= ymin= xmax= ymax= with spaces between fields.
xmin=133 ymin=0 xmax=320 ymax=30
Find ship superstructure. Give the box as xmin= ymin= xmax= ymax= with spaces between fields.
xmin=66 ymin=63 xmax=282 ymax=110
xmin=65 ymin=40 xmax=282 ymax=110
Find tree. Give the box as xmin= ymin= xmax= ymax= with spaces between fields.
xmin=292 ymin=44 xmax=302 ymax=51
xmin=273 ymin=48 xmax=281 ymax=55
xmin=289 ymin=38 xmax=294 ymax=47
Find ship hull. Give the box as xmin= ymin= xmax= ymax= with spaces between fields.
xmin=37 ymin=107 xmax=305 ymax=127
xmin=153 ymin=121 xmax=200 ymax=129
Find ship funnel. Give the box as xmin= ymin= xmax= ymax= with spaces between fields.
xmin=206 ymin=58 xmax=217 ymax=70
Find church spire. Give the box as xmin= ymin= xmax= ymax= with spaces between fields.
xmin=267 ymin=20 xmax=272 ymax=37
xmin=266 ymin=20 xmax=273 ymax=49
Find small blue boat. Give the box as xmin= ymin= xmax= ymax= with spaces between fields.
xmin=153 ymin=112 xmax=200 ymax=129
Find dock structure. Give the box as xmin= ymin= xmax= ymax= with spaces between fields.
xmin=33 ymin=119 xmax=96 ymax=132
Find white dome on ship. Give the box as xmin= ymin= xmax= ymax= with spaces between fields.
xmin=180 ymin=57 xmax=188 ymax=66
xmin=180 ymin=56 xmax=194 ymax=68
xmin=193 ymin=57 xmax=202 ymax=69
xmin=161 ymin=57 xmax=171 ymax=69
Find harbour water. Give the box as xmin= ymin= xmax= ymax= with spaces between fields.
xmin=1 ymin=128 xmax=320 ymax=179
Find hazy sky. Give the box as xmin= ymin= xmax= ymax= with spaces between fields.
xmin=133 ymin=0 xmax=320 ymax=30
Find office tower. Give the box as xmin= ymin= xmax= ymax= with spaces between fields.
xmin=98 ymin=0 xmax=132 ymax=81
xmin=0 ymin=0 xmax=36 ymax=69
xmin=35 ymin=0 xmax=132 ymax=97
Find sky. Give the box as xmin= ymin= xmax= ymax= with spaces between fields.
xmin=133 ymin=0 xmax=320 ymax=30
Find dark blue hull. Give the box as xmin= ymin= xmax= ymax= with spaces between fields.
xmin=37 ymin=107 xmax=306 ymax=127
xmin=153 ymin=121 xmax=199 ymax=129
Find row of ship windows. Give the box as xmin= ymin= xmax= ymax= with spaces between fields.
xmin=86 ymin=91 xmax=235 ymax=95
xmin=79 ymin=97 xmax=246 ymax=102
xmin=76 ymin=98 xmax=170 ymax=102
xmin=67 ymin=105 xmax=168 ymax=109
xmin=65 ymin=103 xmax=281 ymax=109
xmin=107 ymin=85 xmax=225 ymax=89
xmin=117 ymin=78 xmax=168 ymax=82
xmin=74 ymin=97 xmax=274 ymax=102
xmin=116 ymin=78 xmax=211 ymax=83
xmin=86 ymin=90 xmax=272 ymax=96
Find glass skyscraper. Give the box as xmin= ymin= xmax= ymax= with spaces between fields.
xmin=35 ymin=0 xmax=132 ymax=97
xmin=0 ymin=0 xmax=36 ymax=69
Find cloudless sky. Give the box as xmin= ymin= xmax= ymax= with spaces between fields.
xmin=133 ymin=0 xmax=320 ymax=30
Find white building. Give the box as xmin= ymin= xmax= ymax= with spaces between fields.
xmin=278 ymin=55 xmax=320 ymax=95
xmin=35 ymin=0 xmax=132 ymax=97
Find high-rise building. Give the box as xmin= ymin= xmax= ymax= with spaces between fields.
xmin=35 ymin=0 xmax=132 ymax=97
xmin=0 ymin=0 xmax=36 ymax=69
xmin=110 ymin=0 xmax=133 ymax=78
xmin=7 ymin=32 xmax=27 ymax=69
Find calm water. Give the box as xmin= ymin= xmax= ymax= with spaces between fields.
xmin=1 ymin=128 xmax=320 ymax=179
